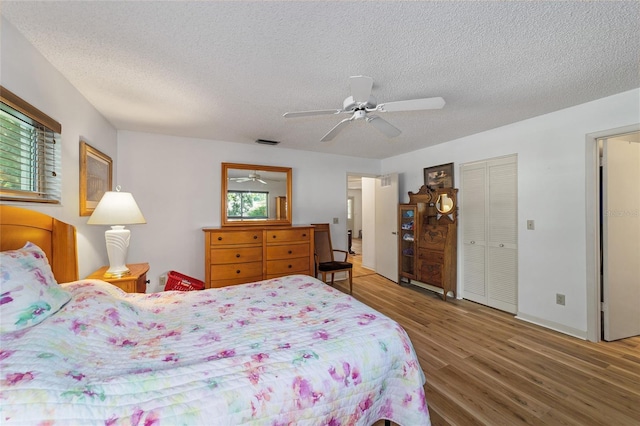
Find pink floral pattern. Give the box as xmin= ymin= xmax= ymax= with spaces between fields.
xmin=0 ymin=275 xmax=430 ymax=425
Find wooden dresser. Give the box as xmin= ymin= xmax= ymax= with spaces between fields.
xmin=203 ymin=226 xmax=315 ymax=288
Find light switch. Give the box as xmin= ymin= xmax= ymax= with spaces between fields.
xmin=527 ymin=220 xmax=535 ymax=230
xmin=333 ymin=217 xmax=339 ymax=224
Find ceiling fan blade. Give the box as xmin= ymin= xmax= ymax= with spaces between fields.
xmin=376 ymin=97 xmax=445 ymax=112
xmin=350 ymin=75 xmax=374 ymax=104
xmin=283 ymin=109 xmax=341 ymax=118
xmin=367 ymin=115 xmax=401 ymax=138
xmin=257 ymin=179 xmax=267 ymax=184
xmin=321 ymin=117 xmax=352 ymax=142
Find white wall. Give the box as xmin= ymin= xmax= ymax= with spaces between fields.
xmin=116 ymin=131 xmax=380 ymax=292
xmin=383 ymin=88 xmax=640 ymax=337
xmin=0 ymin=18 xmax=118 ymax=278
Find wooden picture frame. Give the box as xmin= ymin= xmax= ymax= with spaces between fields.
xmin=79 ymin=141 xmax=112 ymax=216
xmin=424 ymin=162 xmax=454 ymax=190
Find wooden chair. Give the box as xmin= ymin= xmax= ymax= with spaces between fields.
xmin=311 ymin=223 xmax=353 ymax=294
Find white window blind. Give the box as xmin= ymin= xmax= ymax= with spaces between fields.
xmin=0 ymin=87 xmax=61 ymax=203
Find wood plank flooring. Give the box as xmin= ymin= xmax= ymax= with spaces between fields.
xmin=334 ymin=240 xmax=640 ymax=426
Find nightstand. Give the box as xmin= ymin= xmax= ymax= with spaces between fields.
xmin=86 ymin=263 xmax=150 ymax=293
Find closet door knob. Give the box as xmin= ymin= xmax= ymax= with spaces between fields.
xmin=470 ymin=241 xmax=475 ymax=244
xmin=499 ymin=243 xmax=505 ymax=248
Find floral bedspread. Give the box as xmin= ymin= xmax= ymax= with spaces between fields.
xmin=1 ymin=275 xmax=430 ymax=425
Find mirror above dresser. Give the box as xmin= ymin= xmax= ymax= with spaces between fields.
xmin=221 ymin=163 xmax=292 ymax=227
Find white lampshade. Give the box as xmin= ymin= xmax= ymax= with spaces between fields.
xmin=87 ymin=191 xmax=146 ymax=225
xmin=88 ymin=189 xmax=146 ymax=278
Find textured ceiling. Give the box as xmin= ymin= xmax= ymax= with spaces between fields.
xmin=2 ymin=1 xmax=639 ymax=159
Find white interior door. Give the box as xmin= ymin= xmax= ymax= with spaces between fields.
xmin=462 ymin=162 xmax=488 ymax=303
xmin=375 ymin=173 xmax=399 ymax=282
xmin=486 ymin=158 xmax=518 ymax=314
xmin=602 ymin=136 xmax=640 ymax=341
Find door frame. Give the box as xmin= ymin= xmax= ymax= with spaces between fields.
xmin=585 ymin=124 xmax=640 ymax=342
xmin=347 ymin=172 xmax=378 ymax=272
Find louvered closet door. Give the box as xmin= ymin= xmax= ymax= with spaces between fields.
xmin=462 ymin=163 xmax=487 ymax=304
xmin=461 ymin=155 xmax=518 ymax=314
xmin=487 ymin=157 xmax=518 ymax=313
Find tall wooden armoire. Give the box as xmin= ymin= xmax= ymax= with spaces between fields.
xmin=398 ymin=185 xmax=458 ymax=300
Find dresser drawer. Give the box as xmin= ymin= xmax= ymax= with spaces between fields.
xmin=266 ymin=243 xmax=309 ymax=260
xmin=210 ymin=247 xmax=262 ymax=264
xmin=418 ymin=250 xmax=444 ymax=287
xmin=266 ymin=257 xmax=311 ymax=275
xmin=266 ymin=228 xmax=311 ymax=244
xmin=209 ymin=276 xmax=263 ymax=288
xmin=211 ymin=262 xmax=263 ymax=280
xmin=418 ymin=249 xmax=444 ymax=263
xmin=209 ymin=230 xmax=263 ymax=245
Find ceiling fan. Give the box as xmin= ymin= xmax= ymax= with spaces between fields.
xmin=283 ymin=75 xmax=445 ymax=142
xmin=229 ymin=171 xmax=267 ymax=184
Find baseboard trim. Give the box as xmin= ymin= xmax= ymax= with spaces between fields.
xmin=515 ymin=312 xmax=588 ymax=340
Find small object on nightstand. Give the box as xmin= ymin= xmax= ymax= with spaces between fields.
xmin=86 ymin=262 xmax=149 ymax=293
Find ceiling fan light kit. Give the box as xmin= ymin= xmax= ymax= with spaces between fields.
xmin=283 ymin=75 xmax=445 ymax=142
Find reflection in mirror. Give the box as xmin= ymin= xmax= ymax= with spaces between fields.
xmin=222 ymin=163 xmax=292 ymax=226
xmin=436 ymin=193 xmax=454 ymax=214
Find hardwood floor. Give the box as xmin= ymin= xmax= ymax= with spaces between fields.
xmin=335 ymin=239 xmax=640 ymax=426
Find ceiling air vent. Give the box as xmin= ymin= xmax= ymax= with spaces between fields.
xmin=255 ymin=139 xmax=280 ymax=146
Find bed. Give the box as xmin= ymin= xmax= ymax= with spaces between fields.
xmin=0 ymin=206 xmax=430 ymax=425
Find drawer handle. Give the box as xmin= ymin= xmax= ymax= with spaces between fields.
xmin=253 ymin=235 xmax=258 ymax=239
xmin=236 ymin=270 xmax=241 ymax=274
xmin=302 ymin=233 xmax=307 ymax=237
xmin=272 ymin=235 xmax=277 ymax=239
xmin=236 ymin=254 xmax=241 ymax=258
xmin=288 ymin=250 xmax=292 ymax=254
xmin=218 ymin=236 xmax=223 ymax=241
xmin=288 ymin=265 xmax=292 ymax=268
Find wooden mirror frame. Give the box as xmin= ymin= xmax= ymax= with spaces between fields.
xmin=221 ymin=163 xmax=292 ymax=227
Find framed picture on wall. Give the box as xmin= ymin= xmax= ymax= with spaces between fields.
xmin=424 ymin=162 xmax=454 ymax=189
xmin=79 ymin=140 xmax=112 ymax=216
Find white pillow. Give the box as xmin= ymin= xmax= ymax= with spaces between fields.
xmin=0 ymin=242 xmax=71 ymax=333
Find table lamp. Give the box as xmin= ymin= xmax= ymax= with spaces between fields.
xmin=87 ymin=187 xmax=146 ymax=277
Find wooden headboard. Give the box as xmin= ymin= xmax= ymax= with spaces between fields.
xmin=1 ymin=205 xmax=79 ymax=283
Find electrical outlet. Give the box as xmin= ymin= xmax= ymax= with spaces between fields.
xmin=333 ymin=217 xmax=339 ymax=224
xmin=556 ymin=293 xmax=565 ymax=306
xmin=527 ymin=220 xmax=535 ymax=230
xmin=159 ymin=274 xmax=167 ymax=288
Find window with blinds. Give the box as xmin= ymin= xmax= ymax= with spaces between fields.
xmin=0 ymin=87 xmax=61 ymax=203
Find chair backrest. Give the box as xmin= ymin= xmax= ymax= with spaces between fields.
xmin=311 ymin=223 xmax=334 ymax=263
